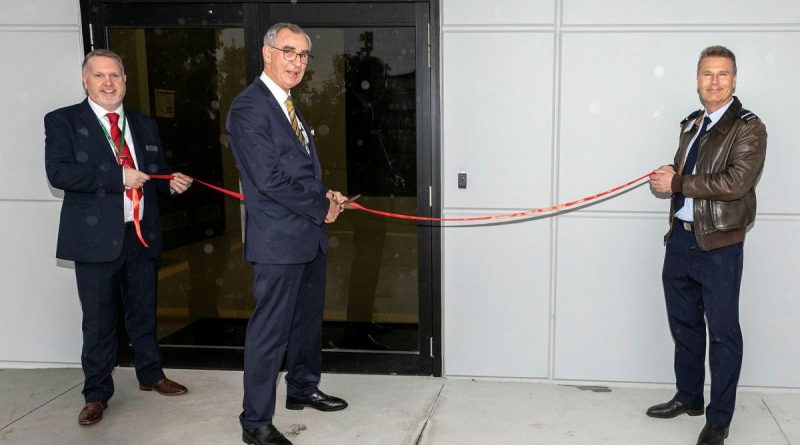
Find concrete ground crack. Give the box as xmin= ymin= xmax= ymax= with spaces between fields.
xmin=0 ymin=380 xmax=83 ymax=432
xmin=761 ymin=397 xmax=792 ymax=445
xmin=413 ymin=382 xmax=446 ymax=445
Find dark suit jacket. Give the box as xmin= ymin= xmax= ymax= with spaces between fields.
xmin=45 ymin=99 xmax=172 ymax=262
xmin=226 ymin=78 xmax=329 ymax=265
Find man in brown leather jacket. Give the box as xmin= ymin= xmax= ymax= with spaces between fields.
xmin=648 ymin=46 xmax=767 ymax=445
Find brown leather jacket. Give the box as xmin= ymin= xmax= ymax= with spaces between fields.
xmin=666 ymin=96 xmax=767 ymax=251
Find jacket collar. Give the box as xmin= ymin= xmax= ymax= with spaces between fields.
xmin=77 ymin=99 xmax=148 ymax=168
xmin=707 ymin=96 xmax=742 ymax=136
xmin=77 ymin=99 xmax=118 ymax=163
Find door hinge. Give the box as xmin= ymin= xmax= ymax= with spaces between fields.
xmin=426 ymin=22 xmax=431 ymax=69
xmin=88 ymin=23 xmax=95 ymax=49
xmin=429 ymin=337 xmax=434 ymax=358
xmin=428 ymin=186 xmax=432 ymax=207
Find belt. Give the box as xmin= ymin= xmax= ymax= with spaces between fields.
xmin=676 ymin=218 xmax=693 ymax=232
xmin=124 ymin=221 xmax=135 ymax=230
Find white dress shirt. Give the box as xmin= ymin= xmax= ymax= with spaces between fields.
xmin=87 ymin=98 xmax=144 ymax=222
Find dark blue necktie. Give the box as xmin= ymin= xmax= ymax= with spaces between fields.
xmin=673 ymin=116 xmax=711 ymax=213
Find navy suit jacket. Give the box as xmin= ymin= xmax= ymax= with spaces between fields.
xmin=226 ymin=78 xmax=329 ymax=265
xmin=45 ymin=99 xmax=172 ymax=262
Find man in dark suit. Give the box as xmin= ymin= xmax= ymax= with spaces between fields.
xmin=45 ymin=49 xmax=193 ymax=426
xmin=649 ymin=46 xmax=767 ymax=445
xmin=227 ymin=23 xmax=348 ymax=445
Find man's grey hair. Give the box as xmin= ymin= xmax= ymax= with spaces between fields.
xmin=697 ymin=45 xmax=737 ymax=75
xmin=263 ymin=23 xmax=312 ymax=51
xmin=82 ymin=49 xmax=126 ymax=75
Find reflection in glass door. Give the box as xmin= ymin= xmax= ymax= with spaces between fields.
xmin=90 ymin=0 xmax=437 ymax=374
xmin=292 ymin=27 xmax=419 ymax=353
xmin=108 ymin=26 xmax=254 ymax=358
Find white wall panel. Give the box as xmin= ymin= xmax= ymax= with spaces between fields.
xmin=0 ymin=202 xmax=82 ymax=364
xmin=443 ymin=32 xmax=553 ymax=210
xmin=0 ymin=0 xmax=80 ymax=25
xmin=554 ymin=215 xmax=675 ymax=382
xmin=559 ymin=32 xmax=696 ymax=214
xmin=443 ymin=212 xmax=551 ymax=378
xmin=0 ymin=30 xmax=84 ymax=201
xmin=726 ymin=34 xmax=800 ymax=215
xmin=738 ymin=218 xmax=800 ymax=388
xmin=441 ymin=0 xmax=800 ymax=387
xmin=559 ymin=32 xmax=799 ymax=214
xmin=563 ymin=0 xmax=800 ymax=25
xmin=0 ymin=0 xmax=84 ymax=366
xmin=442 ymin=0 xmax=554 ymax=26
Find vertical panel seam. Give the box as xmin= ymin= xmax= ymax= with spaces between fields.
xmin=547 ymin=0 xmax=564 ymax=383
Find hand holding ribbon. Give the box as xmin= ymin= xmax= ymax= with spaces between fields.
xmin=169 ymin=172 xmax=193 ymax=194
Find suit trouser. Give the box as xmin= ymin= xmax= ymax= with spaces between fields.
xmin=240 ymin=249 xmax=326 ymax=429
xmin=74 ymin=226 xmax=166 ymax=403
xmin=662 ymin=226 xmax=744 ymax=427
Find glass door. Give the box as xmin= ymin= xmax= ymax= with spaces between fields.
xmin=84 ymin=0 xmax=437 ymax=375
xmin=264 ymin=3 xmax=435 ymax=374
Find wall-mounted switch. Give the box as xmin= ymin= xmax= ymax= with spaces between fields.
xmin=458 ymin=172 xmax=467 ymax=189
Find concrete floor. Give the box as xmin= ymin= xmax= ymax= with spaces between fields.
xmin=1 ymin=368 xmax=798 ymax=444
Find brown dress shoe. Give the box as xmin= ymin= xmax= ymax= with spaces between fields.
xmin=78 ymin=401 xmax=107 ymax=426
xmin=139 ymin=377 xmax=188 ymax=396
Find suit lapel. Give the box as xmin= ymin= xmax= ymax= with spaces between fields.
xmin=296 ymin=110 xmax=322 ymax=178
xmin=124 ymin=108 xmax=148 ymax=170
xmin=77 ymin=100 xmax=119 ymax=164
xmin=255 ymin=79 xmax=312 ymax=158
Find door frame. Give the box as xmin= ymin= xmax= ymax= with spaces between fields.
xmin=80 ymin=0 xmax=442 ymax=377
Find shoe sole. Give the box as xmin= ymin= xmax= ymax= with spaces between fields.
xmin=647 ymin=408 xmax=704 ymax=419
xmin=285 ymin=401 xmax=348 ymax=412
xmin=139 ymin=386 xmax=188 ymax=396
xmin=78 ymin=416 xmax=103 ymax=426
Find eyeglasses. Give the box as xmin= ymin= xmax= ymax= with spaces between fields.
xmin=269 ymin=46 xmax=312 ymax=64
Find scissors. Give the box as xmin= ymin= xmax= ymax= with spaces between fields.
xmin=342 ymin=194 xmax=361 ymax=209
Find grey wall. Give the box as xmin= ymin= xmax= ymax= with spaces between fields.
xmin=441 ymin=0 xmax=800 ymax=388
xmin=0 ymin=0 xmax=85 ymax=366
xmin=1 ymin=0 xmax=798 ymax=392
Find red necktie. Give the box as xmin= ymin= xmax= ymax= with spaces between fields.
xmin=107 ymin=112 xmax=148 ymax=247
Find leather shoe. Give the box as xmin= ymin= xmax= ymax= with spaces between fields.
xmin=697 ymin=422 xmax=729 ymax=445
xmin=78 ymin=401 xmax=107 ymax=426
xmin=286 ymin=390 xmax=348 ymax=411
xmin=139 ymin=377 xmax=188 ymax=396
xmin=242 ymin=424 xmax=292 ymax=445
xmin=646 ymin=399 xmax=704 ymax=418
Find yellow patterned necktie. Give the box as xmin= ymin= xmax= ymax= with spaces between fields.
xmin=285 ymin=96 xmax=306 ymax=148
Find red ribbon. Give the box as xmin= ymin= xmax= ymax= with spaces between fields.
xmin=149 ymin=174 xmax=244 ymax=200
xmin=130 ymin=189 xmax=148 ymax=247
xmin=148 ymin=171 xmax=654 ymax=224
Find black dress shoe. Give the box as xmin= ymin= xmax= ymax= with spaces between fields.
xmin=286 ymin=390 xmax=348 ymax=411
xmin=696 ymin=422 xmax=729 ymax=445
xmin=646 ymin=399 xmax=704 ymax=418
xmin=242 ymin=424 xmax=292 ymax=445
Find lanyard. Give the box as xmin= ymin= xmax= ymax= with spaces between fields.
xmin=97 ymin=113 xmax=128 ymax=162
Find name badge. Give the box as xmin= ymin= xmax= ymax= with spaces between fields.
xmin=145 ymin=145 xmax=159 ymax=152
